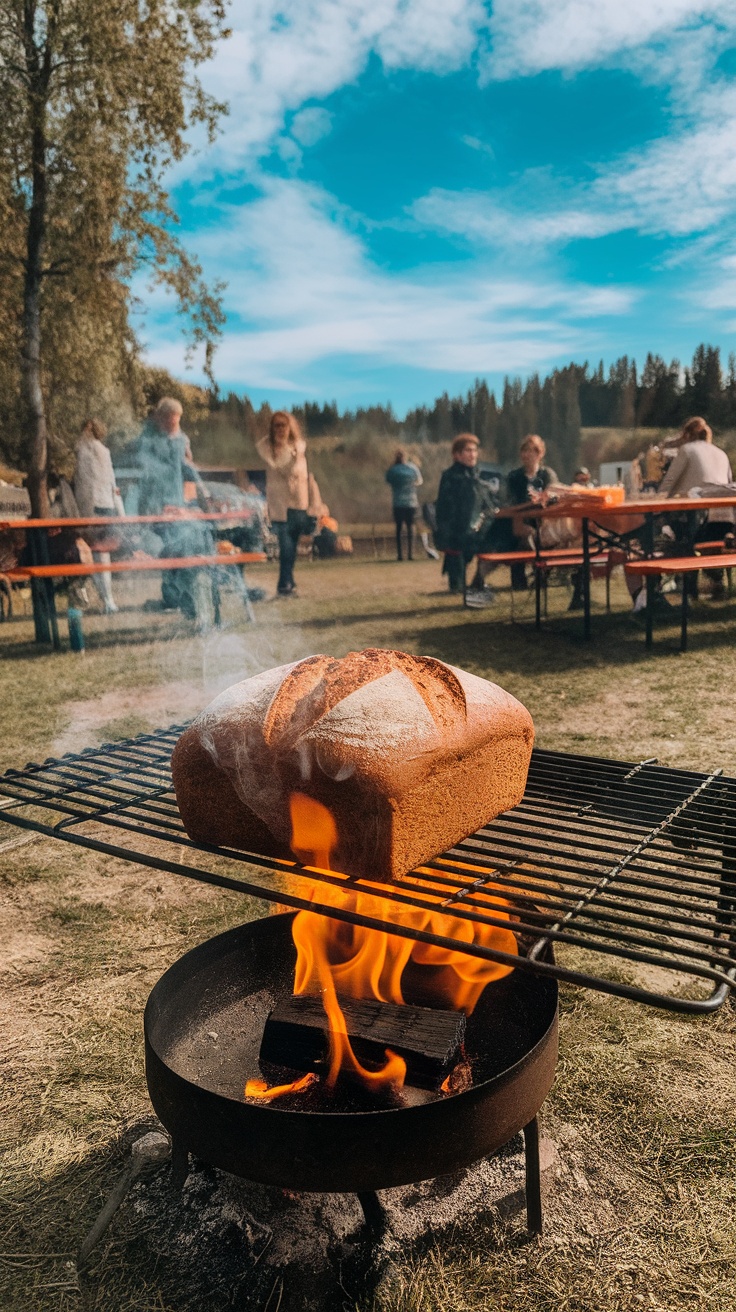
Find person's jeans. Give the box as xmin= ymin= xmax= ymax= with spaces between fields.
xmin=393 ymin=507 xmax=415 ymax=560
xmin=444 ymin=551 xmax=467 ymax=593
xmin=272 ymin=520 xmax=299 ymax=592
xmin=159 ymin=520 xmax=214 ymax=617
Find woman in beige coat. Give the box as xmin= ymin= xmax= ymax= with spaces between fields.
xmin=256 ymin=411 xmax=322 ymax=596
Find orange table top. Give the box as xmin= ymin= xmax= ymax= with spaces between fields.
xmin=8 ymin=552 xmax=266 ymax=578
xmin=502 ymin=495 xmax=736 ymax=520
xmin=0 ymin=510 xmax=262 ymax=531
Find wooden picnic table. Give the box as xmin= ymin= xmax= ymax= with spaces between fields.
xmin=0 ymin=510 xmax=267 ymax=648
xmin=0 ymin=511 xmax=265 ymax=530
xmin=497 ymin=495 xmax=736 ymax=638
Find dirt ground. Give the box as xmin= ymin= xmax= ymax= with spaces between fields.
xmin=1 ymin=557 xmax=735 ymax=1311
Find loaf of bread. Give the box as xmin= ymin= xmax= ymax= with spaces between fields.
xmin=171 ymin=649 xmax=534 ymax=881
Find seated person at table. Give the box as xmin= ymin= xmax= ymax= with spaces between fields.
xmin=435 ymin=433 xmax=498 ymax=600
xmin=506 ymin=435 xmax=559 ymax=591
xmin=658 ymin=416 xmax=732 ymax=501
xmin=658 ymin=415 xmax=734 ymax=599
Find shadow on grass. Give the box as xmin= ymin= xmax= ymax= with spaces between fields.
xmin=0 ymin=1130 xmax=387 ymax=1312
xmin=409 ymin=600 xmax=736 ymax=674
xmin=0 ymin=618 xmax=197 ymax=659
xmin=280 ymin=602 xmax=457 ymax=631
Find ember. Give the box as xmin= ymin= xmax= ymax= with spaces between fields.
xmin=244 ymin=1071 xmax=318 ymax=1101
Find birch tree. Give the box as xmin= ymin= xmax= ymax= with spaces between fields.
xmin=0 ymin=0 xmax=229 ymax=514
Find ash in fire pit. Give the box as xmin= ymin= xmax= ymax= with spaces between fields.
xmin=126 ymin=1132 xmax=558 ymax=1312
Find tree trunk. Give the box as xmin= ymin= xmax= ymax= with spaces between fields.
xmin=22 ymin=268 xmax=48 ymax=520
xmin=21 ymin=13 xmax=50 ymax=520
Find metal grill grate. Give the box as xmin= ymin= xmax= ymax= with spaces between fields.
xmin=1 ymin=731 xmax=734 ymax=1014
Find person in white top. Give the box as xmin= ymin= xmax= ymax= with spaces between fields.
xmin=73 ymin=419 xmax=120 ymax=614
xmin=658 ymin=416 xmax=734 ymax=599
xmin=659 ymin=416 xmax=733 ymax=505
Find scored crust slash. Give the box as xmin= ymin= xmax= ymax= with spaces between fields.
xmin=171 ymin=648 xmax=534 ymax=882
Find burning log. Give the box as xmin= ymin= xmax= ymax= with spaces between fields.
xmin=260 ymin=994 xmax=466 ymax=1090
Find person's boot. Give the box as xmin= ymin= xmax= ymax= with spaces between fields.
xmin=568 ymin=577 xmax=584 ymax=611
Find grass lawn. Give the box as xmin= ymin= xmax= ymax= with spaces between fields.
xmin=1 ymin=556 xmax=735 ymax=1311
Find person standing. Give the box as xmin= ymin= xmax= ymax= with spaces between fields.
xmin=73 ymin=418 xmax=120 ymax=614
xmin=134 ymin=397 xmax=207 ymax=517
xmin=506 ymin=435 xmax=559 ymax=591
xmin=435 ymin=433 xmax=495 ymax=595
xmin=256 ymin=411 xmax=322 ymax=597
xmin=130 ymin=397 xmax=211 ymax=618
xmin=385 ymin=449 xmax=423 ymax=560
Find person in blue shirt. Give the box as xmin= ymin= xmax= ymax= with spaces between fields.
xmin=385 ymin=449 xmax=423 ymax=561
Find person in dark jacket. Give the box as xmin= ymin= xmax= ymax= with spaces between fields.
xmin=506 ymin=434 xmax=558 ymax=591
xmin=435 ymin=433 xmax=496 ymax=595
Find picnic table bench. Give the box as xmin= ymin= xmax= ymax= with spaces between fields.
xmin=0 ymin=511 xmax=266 ymax=649
xmin=501 ymin=494 xmax=736 ymax=642
xmin=472 ymin=546 xmax=598 ymax=621
xmin=625 ymin=552 xmax=736 ymax=651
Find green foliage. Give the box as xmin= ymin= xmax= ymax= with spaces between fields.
xmin=0 ymin=0 xmax=229 ymax=482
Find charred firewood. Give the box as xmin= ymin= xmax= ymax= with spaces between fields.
xmin=260 ymin=994 xmax=466 ymax=1090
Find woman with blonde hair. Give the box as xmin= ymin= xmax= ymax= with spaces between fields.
xmin=256 ymin=411 xmax=322 ymax=597
xmin=659 ymin=416 xmax=730 ymax=500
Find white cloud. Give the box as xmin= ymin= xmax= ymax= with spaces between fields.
xmin=413 ymin=67 xmax=736 ymax=247
xmin=290 ymin=107 xmax=332 ymax=146
xmin=147 ymin=179 xmax=633 ymax=389
xmin=701 ymin=252 xmax=736 ymax=317
xmin=487 ymin=0 xmax=734 ymax=78
xmin=603 ymin=108 xmax=736 ymax=235
xmin=190 ymin=0 xmax=487 ymax=173
xmin=152 ymin=0 xmax=736 ymax=394
xmin=413 ymin=190 xmax=619 ymax=244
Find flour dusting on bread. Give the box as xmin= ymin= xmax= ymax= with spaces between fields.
xmin=171 ymin=648 xmax=534 ymax=881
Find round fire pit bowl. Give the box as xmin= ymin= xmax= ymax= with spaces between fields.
xmin=145 ymin=913 xmax=558 ymax=1206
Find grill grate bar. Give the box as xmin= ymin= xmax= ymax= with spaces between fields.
xmin=457 ymin=830 xmax=727 ymax=888
xmin=433 ymin=837 xmax=729 ymax=898
xmin=1 ymin=734 xmax=734 ymax=1014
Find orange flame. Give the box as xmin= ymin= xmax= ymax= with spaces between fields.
xmin=245 ymin=1071 xmax=317 ymax=1101
xmin=248 ymin=792 xmax=518 ymax=1102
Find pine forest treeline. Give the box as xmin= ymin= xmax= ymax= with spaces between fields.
xmin=3 ymin=343 xmax=735 ymax=487
xmin=192 ymin=344 xmax=736 ymax=480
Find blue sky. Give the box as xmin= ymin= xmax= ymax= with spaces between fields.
xmin=144 ymin=0 xmax=736 ymax=415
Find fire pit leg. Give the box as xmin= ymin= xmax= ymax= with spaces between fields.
xmin=523 ymin=1117 xmax=543 ymax=1237
xmin=356 ymin=1191 xmax=386 ymax=1246
xmin=170 ymin=1138 xmax=190 ymax=1189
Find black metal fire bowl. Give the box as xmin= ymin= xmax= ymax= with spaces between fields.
xmin=144 ymin=913 xmax=558 ymax=1196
